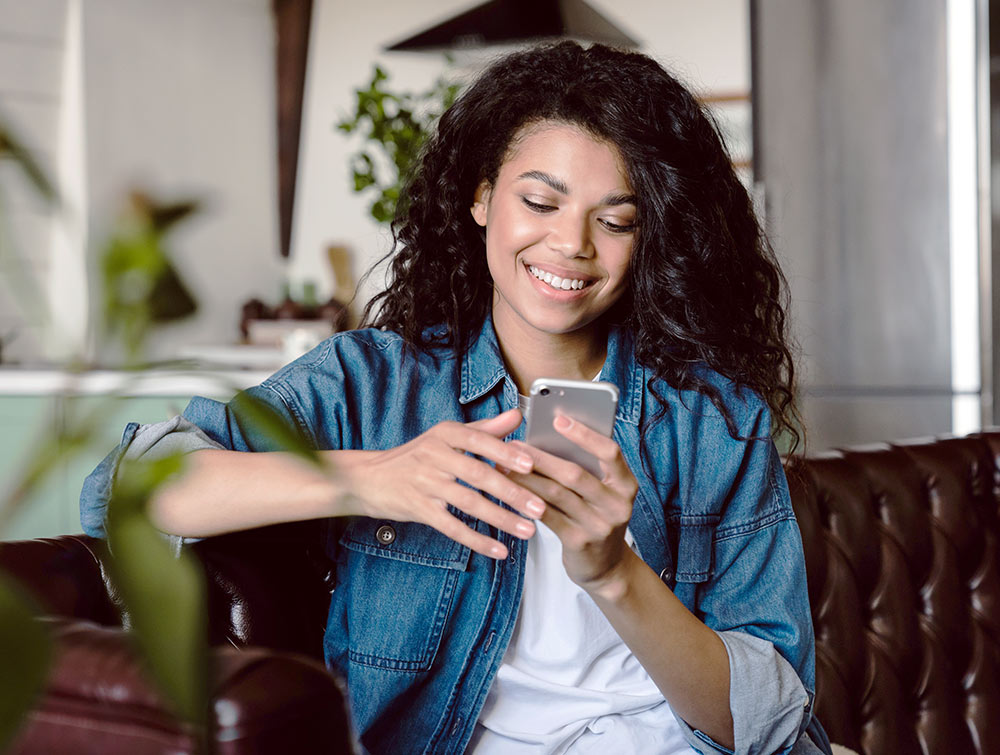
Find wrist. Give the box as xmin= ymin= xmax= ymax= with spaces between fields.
xmin=582 ymin=547 xmax=641 ymax=604
xmin=320 ymin=449 xmax=375 ymax=517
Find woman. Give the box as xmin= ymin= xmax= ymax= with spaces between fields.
xmin=82 ymin=42 xmax=831 ymax=755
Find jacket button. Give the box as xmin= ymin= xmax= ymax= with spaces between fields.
xmin=375 ymin=524 xmax=396 ymax=545
xmin=659 ymin=567 xmax=673 ymax=583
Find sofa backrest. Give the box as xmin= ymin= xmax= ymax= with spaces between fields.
xmin=785 ymin=433 xmax=1000 ymax=755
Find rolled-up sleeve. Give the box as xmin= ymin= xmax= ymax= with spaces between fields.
xmin=670 ymin=628 xmax=815 ymax=755
xmin=79 ymin=382 xmax=306 ymax=538
xmin=79 ymin=416 xmax=224 ymax=537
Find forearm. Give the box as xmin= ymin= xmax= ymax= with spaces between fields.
xmin=587 ymin=548 xmax=734 ymax=750
xmin=148 ymin=448 xmax=368 ymax=537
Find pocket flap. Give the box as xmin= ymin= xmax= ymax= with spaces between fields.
xmin=673 ymin=514 xmax=719 ymax=583
xmin=340 ymin=518 xmax=471 ymax=571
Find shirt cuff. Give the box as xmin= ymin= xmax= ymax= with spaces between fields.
xmin=79 ymin=415 xmax=224 ymax=538
xmin=671 ymin=630 xmax=812 ymax=755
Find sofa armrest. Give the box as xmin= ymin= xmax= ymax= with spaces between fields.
xmin=0 ymin=535 xmax=119 ymax=626
xmin=0 ymin=520 xmax=334 ymax=661
xmin=8 ymin=619 xmax=356 ymax=754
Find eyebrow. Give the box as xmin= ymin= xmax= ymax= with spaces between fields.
xmin=516 ymin=170 xmax=636 ymax=207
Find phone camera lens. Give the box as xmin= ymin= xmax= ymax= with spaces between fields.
xmin=539 ymin=387 xmax=550 ymax=396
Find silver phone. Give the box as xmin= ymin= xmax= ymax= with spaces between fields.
xmin=524 ymin=378 xmax=619 ymax=477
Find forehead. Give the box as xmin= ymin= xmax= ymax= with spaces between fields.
xmin=499 ymin=121 xmax=631 ymax=188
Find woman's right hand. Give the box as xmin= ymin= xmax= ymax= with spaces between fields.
xmin=333 ymin=408 xmax=545 ymax=559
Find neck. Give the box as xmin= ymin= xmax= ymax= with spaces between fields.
xmin=491 ymin=305 xmax=609 ymax=395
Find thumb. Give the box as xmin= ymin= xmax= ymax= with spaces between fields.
xmin=467 ymin=407 xmax=524 ymax=437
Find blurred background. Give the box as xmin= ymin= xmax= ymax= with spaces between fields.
xmin=0 ymin=0 xmax=994 ymax=539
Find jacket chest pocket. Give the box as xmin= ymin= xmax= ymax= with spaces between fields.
xmin=325 ymin=518 xmax=471 ymax=672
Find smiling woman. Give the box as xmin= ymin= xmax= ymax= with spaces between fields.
xmin=470 ymin=122 xmax=635 ymax=388
xmin=80 ymin=41 xmax=830 ymax=755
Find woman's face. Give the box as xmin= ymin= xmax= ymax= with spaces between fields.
xmin=471 ymin=121 xmax=636 ymax=347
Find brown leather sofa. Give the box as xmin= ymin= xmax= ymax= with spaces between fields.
xmin=0 ymin=521 xmax=357 ymax=753
xmin=785 ymin=432 xmax=1000 ymax=755
xmin=2 ymin=432 xmax=999 ymax=754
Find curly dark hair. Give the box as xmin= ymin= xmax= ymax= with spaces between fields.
xmin=361 ymin=41 xmax=802 ymax=452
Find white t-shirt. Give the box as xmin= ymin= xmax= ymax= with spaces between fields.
xmin=469 ymin=510 xmax=696 ymax=754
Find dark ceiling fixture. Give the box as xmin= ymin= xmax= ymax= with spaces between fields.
xmin=385 ymin=0 xmax=639 ymax=51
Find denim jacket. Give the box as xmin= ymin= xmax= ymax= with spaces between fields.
xmin=81 ymin=315 xmax=832 ymax=755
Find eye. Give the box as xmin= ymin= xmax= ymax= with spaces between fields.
xmin=599 ymin=218 xmax=637 ymax=234
xmin=522 ymin=197 xmax=556 ymax=213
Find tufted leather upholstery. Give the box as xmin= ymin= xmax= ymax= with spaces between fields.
xmin=2 ymin=432 xmax=999 ymax=753
xmin=0 ymin=522 xmax=353 ymax=754
xmin=785 ymin=432 xmax=1000 ymax=755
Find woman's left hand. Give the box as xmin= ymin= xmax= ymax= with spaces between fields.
xmin=507 ymin=414 xmax=639 ymax=592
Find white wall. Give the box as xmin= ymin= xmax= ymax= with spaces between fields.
xmin=1 ymin=0 xmax=749 ymax=363
xmin=0 ymin=0 xmax=71 ymax=363
xmin=81 ymin=0 xmax=285 ymax=362
xmin=288 ymin=0 xmax=750 ymax=322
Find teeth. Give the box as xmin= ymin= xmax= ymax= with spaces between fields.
xmin=528 ymin=265 xmax=587 ymax=291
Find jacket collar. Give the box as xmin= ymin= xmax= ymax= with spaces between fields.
xmin=458 ymin=312 xmax=643 ymax=426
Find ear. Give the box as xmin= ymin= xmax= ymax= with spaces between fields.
xmin=471 ymin=181 xmax=490 ymax=227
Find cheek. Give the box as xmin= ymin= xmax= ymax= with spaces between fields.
xmin=491 ymin=206 xmax=546 ymax=252
xmin=607 ymin=242 xmax=633 ymax=281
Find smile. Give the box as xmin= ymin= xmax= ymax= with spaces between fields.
xmin=527 ymin=265 xmax=592 ymax=291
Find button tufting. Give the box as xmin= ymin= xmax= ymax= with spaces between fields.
xmin=375 ymin=524 xmax=396 ymax=545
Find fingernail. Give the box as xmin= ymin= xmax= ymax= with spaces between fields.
xmin=526 ymin=499 xmax=545 ymax=518
xmin=515 ymin=454 xmax=533 ymax=472
xmin=554 ymin=415 xmax=572 ymax=430
xmin=491 ymin=543 xmax=508 ymax=559
xmin=515 ymin=520 xmax=534 ymax=537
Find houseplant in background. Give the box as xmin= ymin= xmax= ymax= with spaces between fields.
xmin=0 ymin=120 xmax=320 ymax=751
xmin=338 ymin=61 xmax=462 ymax=225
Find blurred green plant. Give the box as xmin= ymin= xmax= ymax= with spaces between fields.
xmin=0 ymin=119 xmax=323 ymax=751
xmin=101 ymin=192 xmax=198 ymax=361
xmin=337 ymin=61 xmax=462 ymax=225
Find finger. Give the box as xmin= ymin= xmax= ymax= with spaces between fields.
xmin=441 ymin=481 xmax=536 ymax=539
xmin=551 ymin=414 xmax=628 ymax=480
xmin=436 ymin=420 xmax=535 ymax=476
xmin=422 ymin=505 xmax=510 ymax=559
xmin=551 ymin=416 xmax=639 ymax=502
xmin=510 ymin=439 xmax=605 ymax=501
xmin=538 ymin=495 xmax=575 ymax=538
xmin=467 ymin=408 xmax=524 ymax=438
xmin=443 ymin=449 xmax=546 ymax=519
xmin=510 ymin=442 xmax=632 ymax=526
xmin=505 ymin=469 xmax=598 ymax=529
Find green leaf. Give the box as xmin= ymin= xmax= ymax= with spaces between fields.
xmin=106 ymin=488 xmax=208 ymax=732
xmin=0 ymin=574 xmax=52 ymax=751
xmin=0 ymin=124 xmax=57 ymax=204
xmin=353 ymin=171 xmax=375 ymax=192
xmin=112 ymin=455 xmax=186 ymax=516
xmin=230 ymin=391 xmax=320 ymax=465
xmin=338 ymin=56 xmax=464 ymax=226
xmin=99 ymin=193 xmax=200 ymax=361
xmin=372 ymin=198 xmax=394 ymax=225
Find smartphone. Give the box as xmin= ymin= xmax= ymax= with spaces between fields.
xmin=524 ymin=378 xmax=619 ymax=477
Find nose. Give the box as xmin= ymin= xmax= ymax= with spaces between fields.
xmin=546 ymin=212 xmax=593 ymax=258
